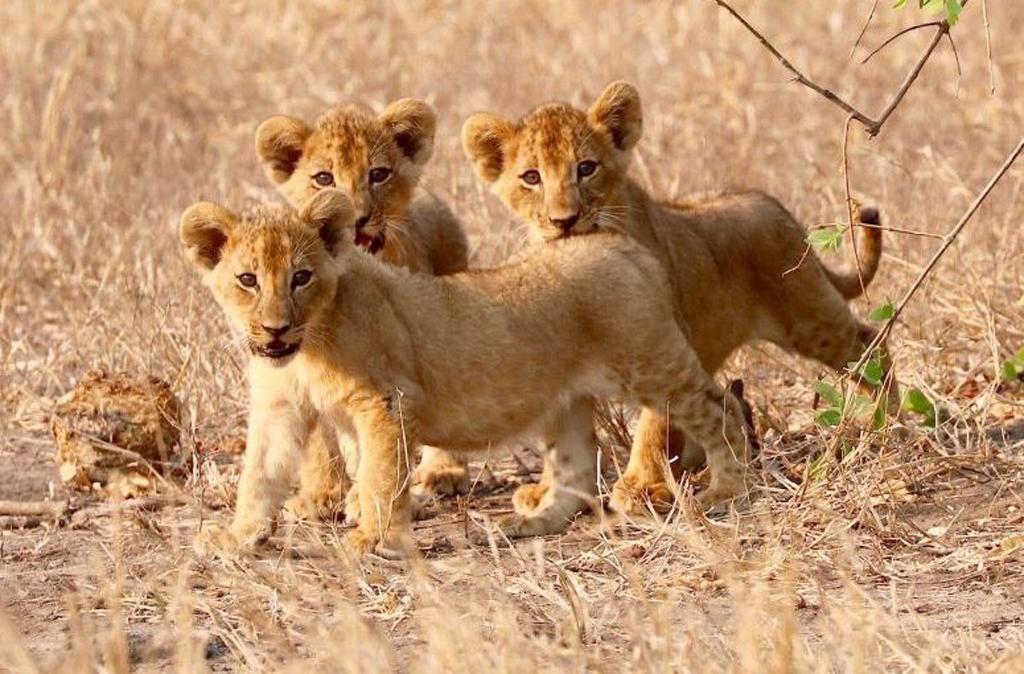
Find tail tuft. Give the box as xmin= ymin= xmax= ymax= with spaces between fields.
xmin=823 ymin=204 xmax=883 ymax=300
xmin=858 ymin=206 xmax=880 ymax=226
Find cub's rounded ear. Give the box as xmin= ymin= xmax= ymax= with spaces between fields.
xmin=587 ymin=81 xmax=643 ymax=152
xmin=255 ymin=115 xmax=313 ymax=184
xmin=462 ymin=113 xmax=514 ymax=184
xmin=379 ymin=98 xmax=436 ymax=165
xmin=301 ymin=189 xmax=355 ymax=256
xmin=179 ymin=202 xmax=238 ymax=271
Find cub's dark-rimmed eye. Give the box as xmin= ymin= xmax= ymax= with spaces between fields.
xmin=291 ymin=270 xmax=313 ymax=288
xmin=577 ymin=160 xmax=598 ymax=179
xmin=313 ymin=171 xmax=335 ymax=187
xmin=368 ymin=167 xmax=392 ymax=185
xmin=521 ymin=170 xmax=541 ymax=186
xmin=237 ymin=273 xmax=258 ymax=289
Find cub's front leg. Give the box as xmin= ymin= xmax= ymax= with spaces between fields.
xmin=346 ymin=392 xmax=417 ymax=555
xmin=217 ymin=395 xmax=313 ymax=554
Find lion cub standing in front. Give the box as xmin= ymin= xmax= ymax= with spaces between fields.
xmin=463 ymin=81 xmax=893 ymax=512
xmin=181 ymin=190 xmax=753 ymax=555
xmin=255 ymin=99 xmax=471 ymax=516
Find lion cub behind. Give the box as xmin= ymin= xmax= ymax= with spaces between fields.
xmin=256 ymin=99 xmax=472 ymax=512
xmin=463 ymin=81 xmax=895 ymax=511
xmin=181 ymin=190 xmax=753 ymax=555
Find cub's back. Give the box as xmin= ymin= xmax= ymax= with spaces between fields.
xmin=491 ymin=232 xmax=678 ymax=334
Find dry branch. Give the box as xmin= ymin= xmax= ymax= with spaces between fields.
xmin=981 ymin=0 xmax=995 ymax=93
xmin=850 ymin=0 xmax=880 ymax=59
xmin=861 ymin=21 xmax=942 ymax=64
xmin=711 ymin=0 xmax=960 ymax=137
xmin=841 ymin=115 xmax=867 ymax=300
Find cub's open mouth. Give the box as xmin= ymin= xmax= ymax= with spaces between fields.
xmin=252 ymin=341 xmax=300 ymax=359
xmin=355 ymin=222 xmax=386 ymax=255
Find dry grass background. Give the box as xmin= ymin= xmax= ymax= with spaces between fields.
xmin=1 ymin=1 xmax=1022 ymax=671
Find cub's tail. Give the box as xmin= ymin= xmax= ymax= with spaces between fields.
xmin=823 ymin=205 xmax=883 ymax=300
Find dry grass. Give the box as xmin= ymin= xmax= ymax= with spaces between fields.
xmin=1 ymin=1 xmax=1022 ymax=672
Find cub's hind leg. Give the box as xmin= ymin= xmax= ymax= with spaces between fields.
xmin=783 ymin=270 xmax=899 ymax=410
xmin=285 ymin=418 xmax=351 ymax=521
xmin=500 ymin=396 xmax=599 ymax=539
xmin=609 ymin=409 xmax=678 ymax=515
xmin=613 ymin=339 xmax=753 ymax=514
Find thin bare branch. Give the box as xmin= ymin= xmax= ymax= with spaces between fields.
xmin=712 ymin=0 xmax=960 ymax=137
xmin=869 ymin=20 xmax=950 ymax=135
xmin=852 ymin=137 xmax=1024 ymax=374
xmin=982 ymin=0 xmax=995 ymax=94
xmin=710 ymin=0 xmax=875 ymax=129
xmin=861 ymin=21 xmax=942 ymax=65
xmin=850 ymin=0 xmax=880 ymax=60
xmin=841 ymin=115 xmax=868 ymax=300
xmin=945 ymin=31 xmax=962 ymax=95
xmin=856 ymin=222 xmax=944 ymax=240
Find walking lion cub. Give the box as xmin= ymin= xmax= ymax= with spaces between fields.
xmin=181 ymin=190 xmax=753 ymax=555
xmin=463 ymin=81 xmax=893 ymax=511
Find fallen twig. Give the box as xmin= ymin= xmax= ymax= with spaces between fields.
xmin=0 ymin=495 xmax=184 ymax=529
xmin=0 ymin=500 xmax=68 ymax=518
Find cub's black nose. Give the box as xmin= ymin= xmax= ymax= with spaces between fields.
xmin=550 ymin=213 xmax=580 ymax=232
xmin=262 ymin=323 xmax=290 ymax=338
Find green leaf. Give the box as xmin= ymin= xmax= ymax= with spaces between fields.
xmin=944 ymin=0 xmax=962 ymax=26
xmin=869 ymin=302 xmax=895 ymax=322
xmin=814 ymin=381 xmax=844 ymax=409
xmin=862 ymin=359 xmax=884 ymax=386
xmin=809 ymin=452 xmax=831 ymax=480
xmin=847 ymin=355 xmax=884 ymax=387
xmin=893 ymin=0 xmax=907 ymax=8
xmin=806 ymin=223 xmax=847 ymax=252
xmin=903 ymin=388 xmax=930 ymax=413
xmin=816 ymin=409 xmax=842 ymax=427
xmin=872 ymin=397 xmax=889 ymax=430
xmin=1003 ymin=360 xmax=1020 ymax=382
xmin=845 ymin=393 xmax=874 ymax=421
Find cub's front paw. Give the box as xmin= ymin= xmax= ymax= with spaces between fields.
xmin=343 ymin=527 xmax=408 ymax=560
xmin=284 ymin=489 xmax=345 ymax=522
xmin=512 ymin=482 xmax=549 ymax=516
xmin=412 ymin=454 xmax=470 ymax=497
xmin=695 ymin=474 xmax=751 ymax=513
xmin=343 ymin=486 xmax=361 ymax=524
xmin=194 ymin=518 xmax=275 ymax=559
xmin=610 ymin=475 xmax=675 ymax=516
xmin=193 ymin=525 xmax=251 ymax=559
xmin=344 ymin=527 xmax=378 ymax=556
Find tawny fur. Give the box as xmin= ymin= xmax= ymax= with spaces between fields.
xmin=181 ymin=191 xmax=754 ymax=555
xmin=463 ymin=81 xmax=894 ymax=514
xmin=255 ymin=100 xmax=472 ymax=513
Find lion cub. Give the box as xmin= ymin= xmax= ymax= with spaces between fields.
xmin=255 ymin=100 xmax=471 ymax=514
xmin=181 ymin=190 xmax=753 ymax=555
xmin=463 ymin=81 xmax=893 ymax=511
